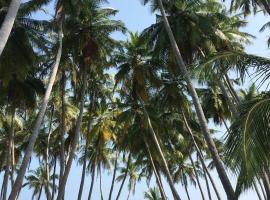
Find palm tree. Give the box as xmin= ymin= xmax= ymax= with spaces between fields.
xmin=55 ymin=2 xmax=125 ymax=198
xmin=144 ymin=187 xmax=162 ymax=200
xmin=142 ymin=0 xmax=235 ymax=198
xmin=115 ymin=32 xmax=181 ymax=200
xmin=22 ymin=166 xmax=57 ymax=200
xmin=9 ymin=1 xmax=64 ymax=197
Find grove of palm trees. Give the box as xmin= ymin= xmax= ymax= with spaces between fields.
xmin=1 ymin=0 xmax=270 ymax=199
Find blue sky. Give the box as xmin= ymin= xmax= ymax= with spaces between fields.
xmin=8 ymin=0 xmax=270 ymax=200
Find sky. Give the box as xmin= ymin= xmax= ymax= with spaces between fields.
xmin=3 ymin=0 xmax=270 ymax=200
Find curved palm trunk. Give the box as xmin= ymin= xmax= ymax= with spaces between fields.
xmin=59 ymin=69 xmax=66 ymax=188
xmin=8 ymin=23 xmax=63 ymax=200
xmin=143 ymin=136 xmax=167 ymax=200
xmin=2 ymin=108 xmax=16 ymax=200
xmin=140 ymin=99 xmax=181 ymax=200
xmin=116 ymin=154 xmax=131 ymax=200
xmin=181 ymin=109 xmax=221 ymax=200
xmin=189 ymin=155 xmax=205 ymax=200
xmin=156 ymin=0 xmax=234 ymax=198
xmin=77 ymin=138 xmax=89 ymax=200
xmin=56 ymin=70 xmax=87 ymax=200
xmin=108 ymin=151 xmax=119 ymax=200
xmin=87 ymin=167 xmax=96 ymax=200
xmin=0 ymin=0 xmax=21 ymax=56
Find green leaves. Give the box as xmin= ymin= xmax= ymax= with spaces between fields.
xmin=225 ymin=94 xmax=270 ymax=197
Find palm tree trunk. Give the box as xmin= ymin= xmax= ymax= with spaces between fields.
xmin=181 ymin=109 xmax=221 ymax=200
xmin=77 ymin=138 xmax=89 ymax=200
xmin=116 ymin=154 xmax=131 ymax=200
xmin=59 ymin=69 xmax=66 ymax=188
xmin=8 ymin=22 xmax=63 ymax=200
xmin=2 ymin=108 xmax=16 ymax=200
xmin=140 ymin=99 xmax=181 ymax=200
xmin=45 ymin=106 xmax=54 ymax=200
xmin=224 ymin=74 xmax=240 ymax=104
xmin=52 ymin=156 xmax=57 ymax=200
xmin=99 ymin=168 xmax=104 ymax=200
xmin=202 ymin=161 xmax=212 ymax=200
xmin=87 ymin=167 xmax=96 ymax=200
xmin=37 ymin=187 xmax=43 ymax=200
xmin=184 ymin=184 xmax=191 ymax=200
xmin=0 ymin=0 xmax=21 ymax=56
xmin=253 ymin=182 xmax=263 ymax=200
xmin=56 ymin=69 xmax=87 ymax=200
xmin=143 ymin=136 xmax=167 ymax=200
xmin=156 ymin=0 xmax=234 ymax=198
xmin=189 ymin=155 xmax=205 ymax=200
xmin=108 ymin=151 xmax=119 ymax=200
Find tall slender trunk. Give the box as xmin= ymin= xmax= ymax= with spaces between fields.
xmin=202 ymin=161 xmax=212 ymax=200
xmin=156 ymin=0 xmax=234 ymax=198
xmin=51 ymin=156 xmax=57 ymax=200
xmin=45 ymin=106 xmax=54 ymax=200
xmin=184 ymin=184 xmax=191 ymax=200
xmin=56 ymin=69 xmax=87 ymax=200
xmin=108 ymin=151 xmax=119 ymax=200
xmin=77 ymin=138 xmax=89 ymax=200
xmin=37 ymin=187 xmax=43 ymax=200
xmin=116 ymin=154 xmax=131 ymax=200
xmin=140 ymin=99 xmax=181 ymax=200
xmin=224 ymin=74 xmax=240 ymax=104
xmin=143 ymin=136 xmax=167 ymax=200
xmin=59 ymin=69 xmax=66 ymax=187
xmin=181 ymin=109 xmax=221 ymax=200
xmin=2 ymin=108 xmax=16 ymax=200
xmin=0 ymin=0 xmax=21 ymax=56
xmin=87 ymin=167 xmax=96 ymax=200
xmin=99 ymin=168 xmax=104 ymax=200
xmin=189 ymin=155 xmax=205 ymax=200
xmin=8 ymin=22 xmax=63 ymax=200
xmin=253 ymin=182 xmax=263 ymax=200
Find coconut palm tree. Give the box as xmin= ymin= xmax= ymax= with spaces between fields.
xmin=144 ymin=187 xmax=162 ymax=200
xmin=142 ymin=1 xmax=236 ymax=198
xmin=22 ymin=166 xmax=57 ymax=200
